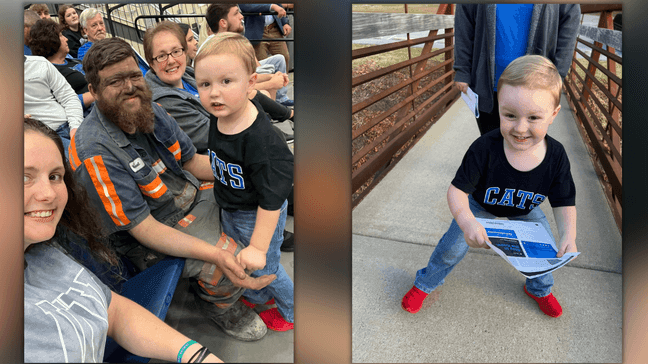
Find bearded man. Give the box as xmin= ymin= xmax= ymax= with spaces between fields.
xmin=204 ymin=4 xmax=293 ymax=106
xmin=69 ymin=37 xmax=275 ymax=342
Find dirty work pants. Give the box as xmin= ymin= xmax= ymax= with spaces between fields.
xmin=121 ymin=189 xmax=245 ymax=314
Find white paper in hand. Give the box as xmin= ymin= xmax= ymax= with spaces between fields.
xmin=461 ymin=86 xmax=480 ymax=118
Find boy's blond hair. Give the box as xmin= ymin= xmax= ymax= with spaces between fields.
xmin=194 ymin=32 xmax=256 ymax=75
xmin=497 ymin=55 xmax=563 ymax=108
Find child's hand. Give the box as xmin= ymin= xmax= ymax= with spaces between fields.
xmin=462 ymin=219 xmax=491 ymax=249
xmin=557 ymin=240 xmax=578 ymax=258
xmin=237 ymin=245 xmax=267 ymax=272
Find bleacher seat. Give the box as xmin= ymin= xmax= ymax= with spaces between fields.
xmin=132 ymin=46 xmax=150 ymax=76
xmin=103 ymin=256 xmax=186 ymax=363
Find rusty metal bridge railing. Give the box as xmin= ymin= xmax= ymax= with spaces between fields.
xmin=351 ymin=4 xmax=459 ymax=207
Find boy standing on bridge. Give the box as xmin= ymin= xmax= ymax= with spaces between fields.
xmin=401 ymin=55 xmax=578 ymax=317
xmin=195 ymin=32 xmax=295 ymax=331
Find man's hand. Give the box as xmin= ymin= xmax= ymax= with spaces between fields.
xmin=461 ymin=218 xmax=491 ymax=249
xmin=283 ymin=24 xmax=292 ymax=36
xmin=271 ymin=4 xmax=287 ymax=18
xmin=278 ymin=72 xmax=290 ymax=87
xmin=271 ymin=72 xmax=286 ymax=89
xmin=237 ymin=245 xmax=267 ymax=271
xmin=556 ymin=240 xmax=578 ymax=258
xmin=455 ymin=81 xmax=469 ymax=94
xmin=215 ymin=249 xmax=275 ymax=290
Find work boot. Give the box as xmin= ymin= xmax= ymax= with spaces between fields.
xmin=281 ymin=230 xmax=294 ymax=252
xmin=194 ymin=295 xmax=267 ymax=341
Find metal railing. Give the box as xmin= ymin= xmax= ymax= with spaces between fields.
xmin=67 ymin=4 xmax=294 ymax=69
xmin=564 ymin=6 xmax=622 ymax=231
xmin=351 ymin=4 xmax=458 ymax=207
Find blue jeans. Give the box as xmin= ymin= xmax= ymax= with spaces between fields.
xmin=415 ymin=195 xmax=554 ymax=298
xmin=258 ymin=54 xmax=289 ymax=103
xmin=221 ymin=200 xmax=294 ymax=322
xmin=55 ymin=122 xmax=71 ymax=160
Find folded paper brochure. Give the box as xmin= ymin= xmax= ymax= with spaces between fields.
xmin=476 ymin=218 xmax=580 ymax=279
xmin=460 ymin=87 xmax=480 ymax=118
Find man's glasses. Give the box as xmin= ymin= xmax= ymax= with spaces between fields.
xmin=153 ymin=48 xmax=185 ymax=63
xmin=103 ymin=73 xmax=143 ymax=89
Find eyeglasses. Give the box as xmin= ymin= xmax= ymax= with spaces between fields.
xmin=153 ymin=48 xmax=185 ymax=63
xmin=103 ymin=72 xmax=143 ymax=89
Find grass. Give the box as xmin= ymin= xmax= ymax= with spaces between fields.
xmin=572 ymin=56 xmax=622 ymax=86
xmin=568 ymin=56 xmax=622 ymax=131
xmin=353 ymin=44 xmax=425 ymax=69
xmin=351 ymin=3 xmax=445 ymax=69
xmin=352 ymin=4 xmax=440 ymax=14
xmin=352 ymin=50 xmax=621 ymax=95
xmin=352 ymin=44 xmax=448 ymax=70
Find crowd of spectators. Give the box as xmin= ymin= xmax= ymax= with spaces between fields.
xmin=23 ymin=3 xmax=295 ymax=363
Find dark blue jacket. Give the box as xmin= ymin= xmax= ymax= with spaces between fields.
xmin=238 ymin=4 xmax=289 ymax=45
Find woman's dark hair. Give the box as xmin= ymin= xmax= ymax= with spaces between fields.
xmin=24 ymin=117 xmax=118 ymax=266
xmin=178 ymin=22 xmax=190 ymax=36
xmin=177 ymin=23 xmax=195 ymax=64
xmin=29 ymin=19 xmax=63 ymax=59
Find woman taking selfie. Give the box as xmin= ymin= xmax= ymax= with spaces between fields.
xmin=23 ymin=117 xmax=221 ymax=363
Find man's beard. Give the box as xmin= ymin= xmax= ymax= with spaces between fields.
xmin=227 ymin=21 xmax=245 ymax=34
xmin=96 ymin=85 xmax=155 ymax=134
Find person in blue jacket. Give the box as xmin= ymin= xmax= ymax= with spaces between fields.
xmin=238 ymin=3 xmax=292 ymax=66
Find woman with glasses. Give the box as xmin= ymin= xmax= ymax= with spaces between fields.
xmin=24 ymin=117 xmax=222 ymax=363
xmin=143 ymin=21 xmax=294 ymax=155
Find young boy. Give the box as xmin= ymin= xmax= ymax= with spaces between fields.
xmin=194 ymin=32 xmax=294 ymax=331
xmin=401 ymin=55 xmax=578 ymax=318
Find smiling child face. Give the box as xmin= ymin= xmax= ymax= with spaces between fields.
xmin=498 ymin=84 xmax=560 ymax=153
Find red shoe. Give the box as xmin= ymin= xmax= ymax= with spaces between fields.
xmin=401 ymin=286 xmax=428 ymax=314
xmin=240 ymin=297 xmax=275 ymax=310
xmin=258 ymin=308 xmax=294 ymax=331
xmin=524 ymin=285 xmax=563 ymax=318
xmin=240 ymin=297 xmax=256 ymax=309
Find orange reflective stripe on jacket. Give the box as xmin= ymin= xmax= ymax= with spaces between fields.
xmin=84 ymin=155 xmax=130 ymax=226
xmin=68 ymin=134 xmax=82 ymax=171
xmin=167 ymin=141 xmax=181 ymax=161
xmin=137 ymin=175 xmax=168 ymax=199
